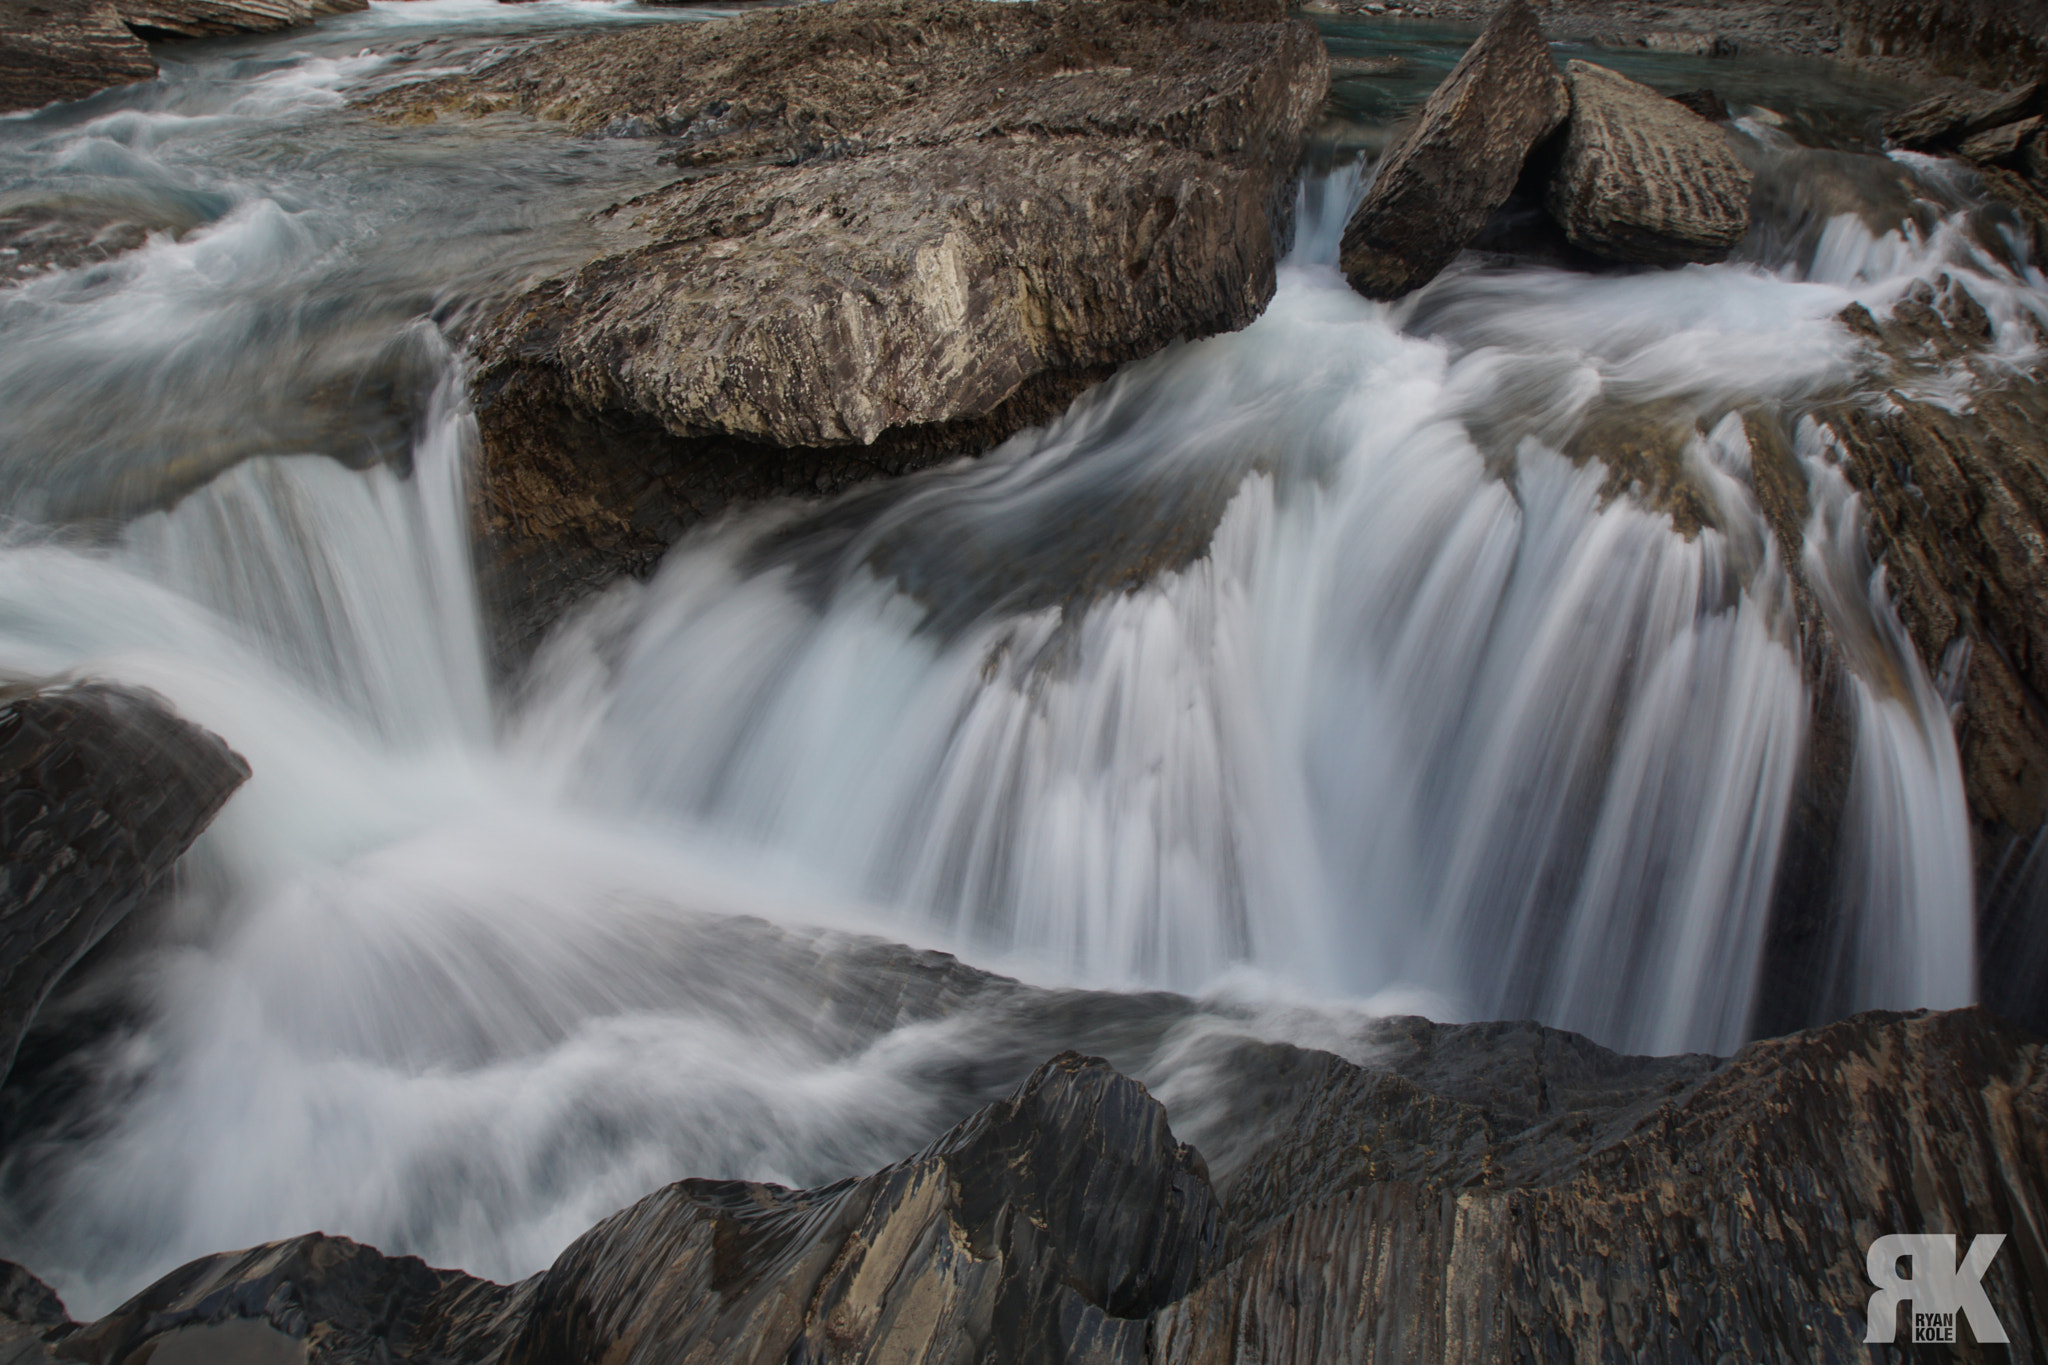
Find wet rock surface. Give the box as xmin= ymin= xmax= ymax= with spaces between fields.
xmin=1544 ymin=59 xmax=1756 ymax=264
xmin=112 ymin=0 xmax=355 ymax=39
xmin=0 ymin=0 xmax=158 ymax=116
xmin=0 ymin=680 xmax=247 ymax=1084
xmin=6 ymin=1007 xmax=2040 ymax=1362
xmin=373 ymin=0 xmax=1326 ymax=666
xmin=1338 ymin=0 xmax=1567 ymax=299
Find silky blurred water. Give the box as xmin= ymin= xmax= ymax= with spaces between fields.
xmin=0 ymin=0 xmax=2028 ymax=1316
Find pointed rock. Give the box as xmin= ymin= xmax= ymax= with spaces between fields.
xmin=1338 ymin=0 xmax=1567 ymax=300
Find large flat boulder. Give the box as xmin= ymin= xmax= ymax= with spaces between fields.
xmin=1338 ymin=0 xmax=1567 ymax=300
xmin=0 ymin=680 xmax=248 ymax=1084
xmin=0 ymin=0 xmax=157 ymax=115
xmin=1542 ymin=59 xmax=1755 ymax=266
xmin=377 ymin=0 xmax=1326 ymax=663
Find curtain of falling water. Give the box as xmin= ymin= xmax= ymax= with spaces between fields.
xmin=0 ymin=4 xmax=2018 ymax=1316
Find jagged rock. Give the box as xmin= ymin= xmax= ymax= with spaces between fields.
xmin=1543 ymin=59 xmax=1755 ymax=266
xmin=1834 ymin=0 xmax=2048 ymax=88
xmin=374 ymin=0 xmax=1324 ymax=665
xmin=0 ymin=681 xmax=247 ymax=1083
xmin=1155 ymin=1007 xmax=2048 ymax=1361
xmin=505 ymin=1053 xmax=1223 ymax=1364
xmin=1884 ymin=80 xmax=2045 ymax=153
xmin=0 ymin=0 xmax=157 ymax=116
xmin=1337 ymin=0 xmax=1567 ymax=300
xmin=1824 ymin=286 xmax=2048 ymax=1037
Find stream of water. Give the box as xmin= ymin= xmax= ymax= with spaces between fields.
xmin=0 ymin=0 xmax=2030 ymax=1314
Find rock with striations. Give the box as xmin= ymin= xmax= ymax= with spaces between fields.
xmin=112 ymin=0 xmax=360 ymax=37
xmin=1337 ymin=0 xmax=1567 ymax=301
xmin=1884 ymin=79 xmax=2046 ymax=153
xmin=0 ymin=679 xmax=247 ymax=1084
xmin=0 ymin=0 xmax=158 ymax=115
xmin=1833 ymin=0 xmax=2048 ymax=88
xmin=1825 ymin=284 xmax=2048 ymax=1039
xmin=1543 ymin=59 xmax=1755 ymax=266
xmin=10 ymin=1008 xmax=2044 ymax=1361
xmin=370 ymin=0 xmax=1326 ymax=665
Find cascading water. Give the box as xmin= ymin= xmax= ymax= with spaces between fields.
xmin=0 ymin=0 xmax=2023 ymax=1316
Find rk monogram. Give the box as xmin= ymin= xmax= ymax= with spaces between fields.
xmin=1864 ymin=1234 xmax=2010 ymax=1345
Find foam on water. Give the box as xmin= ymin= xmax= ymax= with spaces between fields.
xmin=0 ymin=2 xmax=2014 ymax=1317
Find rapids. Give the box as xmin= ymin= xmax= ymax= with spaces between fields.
xmin=0 ymin=1 xmax=2029 ymax=1314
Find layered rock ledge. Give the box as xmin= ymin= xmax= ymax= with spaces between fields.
xmin=371 ymin=0 xmax=1328 ymax=661
xmin=4 ymin=1006 xmax=2040 ymax=1360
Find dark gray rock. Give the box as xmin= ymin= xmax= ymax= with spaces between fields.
xmin=373 ymin=0 xmax=1326 ymax=666
xmin=0 ymin=0 xmax=156 ymax=116
xmin=1338 ymin=0 xmax=1568 ymax=299
xmin=1884 ymin=79 xmax=2046 ymax=153
xmin=1543 ymin=59 xmax=1755 ymax=265
xmin=505 ymin=1053 xmax=1223 ymax=1365
xmin=1155 ymin=1007 xmax=2048 ymax=1362
xmin=0 ymin=680 xmax=247 ymax=1084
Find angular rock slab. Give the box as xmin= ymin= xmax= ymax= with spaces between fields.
xmin=1155 ymin=1007 xmax=2048 ymax=1362
xmin=0 ymin=680 xmax=248 ymax=1082
xmin=1338 ymin=0 xmax=1567 ymax=300
xmin=0 ymin=0 xmax=157 ymax=115
xmin=1543 ymin=59 xmax=1754 ymax=266
xmin=397 ymin=0 xmax=1325 ymax=663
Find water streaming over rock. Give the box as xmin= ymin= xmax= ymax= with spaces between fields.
xmin=0 ymin=1 xmax=2020 ymax=1314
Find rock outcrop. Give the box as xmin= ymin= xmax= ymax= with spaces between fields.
xmin=7 ymin=1007 xmax=2041 ymax=1361
xmin=374 ymin=0 xmax=1325 ymax=664
xmin=112 ymin=0 xmax=354 ymax=37
xmin=1543 ymin=59 xmax=1755 ymax=265
xmin=1338 ymin=0 xmax=1567 ymax=300
xmin=0 ymin=680 xmax=247 ymax=1082
xmin=1833 ymin=0 xmax=2048 ymax=89
xmin=1821 ymin=285 xmax=2048 ymax=1039
xmin=1157 ymin=1006 xmax=2047 ymax=1361
xmin=0 ymin=0 xmax=157 ymax=116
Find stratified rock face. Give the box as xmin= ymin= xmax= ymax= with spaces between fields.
xmin=1884 ymin=80 xmax=2047 ymax=154
xmin=1337 ymin=0 xmax=1566 ymax=300
xmin=0 ymin=680 xmax=248 ymax=1082
xmin=1543 ymin=60 xmax=1754 ymax=266
xmin=393 ymin=0 xmax=1324 ymax=663
xmin=1824 ymin=287 xmax=2048 ymax=1038
xmin=504 ymin=1053 xmax=1224 ymax=1365
xmin=1156 ymin=1007 xmax=2048 ymax=1362
xmin=111 ymin=0 xmax=342 ymax=37
xmin=0 ymin=0 xmax=157 ymax=116
xmin=1834 ymin=0 xmax=2048 ymax=88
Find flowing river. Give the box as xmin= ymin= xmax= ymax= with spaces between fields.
xmin=0 ymin=0 xmax=2029 ymax=1314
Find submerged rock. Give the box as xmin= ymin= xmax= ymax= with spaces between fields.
xmin=0 ymin=0 xmax=158 ymax=115
xmin=0 ymin=680 xmax=247 ymax=1083
xmin=378 ymin=0 xmax=1326 ymax=664
xmin=15 ymin=1008 xmax=2042 ymax=1361
xmin=1543 ymin=59 xmax=1755 ymax=265
xmin=1337 ymin=0 xmax=1567 ymax=300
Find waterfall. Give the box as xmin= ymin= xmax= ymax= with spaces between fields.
xmin=0 ymin=0 xmax=2009 ymax=1316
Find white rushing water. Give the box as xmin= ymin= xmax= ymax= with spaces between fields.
xmin=0 ymin=0 xmax=2028 ymax=1315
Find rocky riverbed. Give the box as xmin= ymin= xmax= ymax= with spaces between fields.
xmin=0 ymin=0 xmax=2045 ymax=1355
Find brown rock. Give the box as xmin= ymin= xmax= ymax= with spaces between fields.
xmin=114 ymin=0 xmax=316 ymax=37
xmin=1884 ymin=79 xmax=2045 ymax=152
xmin=0 ymin=680 xmax=248 ymax=1082
xmin=1544 ymin=59 xmax=1755 ymax=266
xmin=0 ymin=0 xmax=157 ymax=115
xmin=1825 ymin=282 xmax=2048 ymax=1035
xmin=1338 ymin=0 xmax=1568 ymax=299
xmin=386 ymin=0 xmax=1325 ymax=663
xmin=1834 ymin=0 xmax=2048 ymax=88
